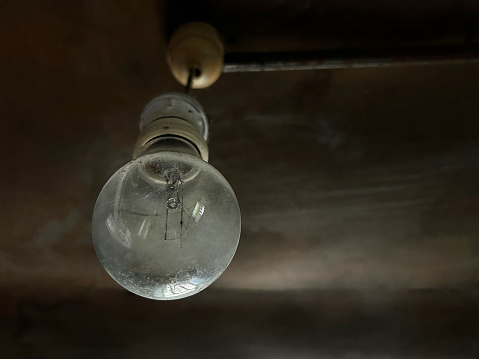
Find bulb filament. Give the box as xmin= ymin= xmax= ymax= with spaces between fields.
xmin=164 ymin=170 xmax=184 ymax=242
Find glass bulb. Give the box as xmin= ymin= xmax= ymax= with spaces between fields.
xmin=92 ymin=151 xmax=241 ymax=300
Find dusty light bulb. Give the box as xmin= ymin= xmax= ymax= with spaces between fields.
xmin=92 ymin=94 xmax=241 ymax=300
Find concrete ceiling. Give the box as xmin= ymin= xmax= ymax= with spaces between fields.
xmin=1 ymin=1 xmax=479 ymax=357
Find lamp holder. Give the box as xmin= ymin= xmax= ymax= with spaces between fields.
xmin=133 ymin=93 xmax=209 ymax=162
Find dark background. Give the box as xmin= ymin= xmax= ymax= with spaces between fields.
xmin=1 ymin=1 xmax=479 ymax=358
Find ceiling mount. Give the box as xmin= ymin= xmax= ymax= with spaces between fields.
xmin=166 ymin=22 xmax=224 ymax=90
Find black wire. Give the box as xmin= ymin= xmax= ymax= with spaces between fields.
xmin=185 ymin=68 xmax=194 ymax=94
xmin=185 ymin=68 xmax=201 ymax=94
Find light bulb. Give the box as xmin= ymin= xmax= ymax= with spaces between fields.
xmin=92 ymin=94 xmax=241 ymax=300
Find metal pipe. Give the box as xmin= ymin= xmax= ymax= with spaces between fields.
xmin=223 ymin=45 xmax=479 ymax=73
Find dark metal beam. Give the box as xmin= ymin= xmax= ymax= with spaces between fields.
xmin=223 ymin=45 xmax=479 ymax=72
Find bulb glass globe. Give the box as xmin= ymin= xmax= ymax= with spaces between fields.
xmin=92 ymin=151 xmax=241 ymax=300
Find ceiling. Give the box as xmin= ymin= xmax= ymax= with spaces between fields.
xmin=1 ymin=0 xmax=479 ymax=357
